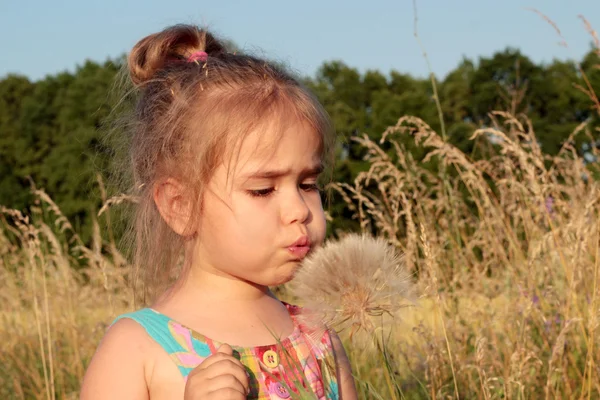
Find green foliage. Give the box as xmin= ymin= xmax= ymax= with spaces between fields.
xmin=0 ymin=74 xmax=35 ymax=209
xmin=308 ymin=50 xmax=599 ymax=234
xmin=1 ymin=48 xmax=599 ymax=244
xmin=0 ymin=59 xmax=123 ymax=243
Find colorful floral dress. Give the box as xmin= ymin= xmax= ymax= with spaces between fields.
xmin=112 ymin=302 xmax=339 ymax=399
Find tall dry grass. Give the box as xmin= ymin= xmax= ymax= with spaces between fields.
xmin=2 ymin=21 xmax=600 ymax=400
xmin=329 ymin=109 xmax=600 ymax=399
xmin=3 ymin=109 xmax=599 ymax=398
xmin=0 ymin=188 xmax=132 ymax=399
xmin=323 ymin=18 xmax=600 ymax=396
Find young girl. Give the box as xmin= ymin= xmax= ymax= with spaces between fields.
xmin=80 ymin=24 xmax=357 ymax=400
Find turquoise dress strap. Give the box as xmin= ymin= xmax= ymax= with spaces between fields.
xmin=112 ymin=308 xmax=212 ymax=378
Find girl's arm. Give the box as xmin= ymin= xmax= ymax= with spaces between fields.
xmin=80 ymin=319 xmax=150 ymax=400
xmin=330 ymin=331 xmax=358 ymax=400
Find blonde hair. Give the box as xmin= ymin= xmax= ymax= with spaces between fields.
xmin=121 ymin=24 xmax=334 ymax=303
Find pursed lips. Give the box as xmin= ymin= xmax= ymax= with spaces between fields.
xmin=287 ymin=235 xmax=311 ymax=259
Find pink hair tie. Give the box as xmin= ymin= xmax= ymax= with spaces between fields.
xmin=187 ymin=51 xmax=208 ymax=63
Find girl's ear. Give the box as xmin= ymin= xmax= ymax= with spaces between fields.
xmin=153 ymin=178 xmax=195 ymax=236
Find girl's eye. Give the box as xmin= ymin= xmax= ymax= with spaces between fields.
xmin=248 ymin=188 xmax=275 ymax=197
xmin=300 ymin=183 xmax=320 ymax=192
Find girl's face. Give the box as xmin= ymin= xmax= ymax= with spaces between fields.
xmin=192 ymin=120 xmax=327 ymax=287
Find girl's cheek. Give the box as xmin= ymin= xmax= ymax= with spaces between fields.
xmin=314 ymin=213 xmax=327 ymax=243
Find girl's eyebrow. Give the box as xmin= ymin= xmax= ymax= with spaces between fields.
xmin=243 ymin=163 xmax=324 ymax=180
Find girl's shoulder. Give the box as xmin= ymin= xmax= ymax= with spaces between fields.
xmin=111 ymin=308 xmax=171 ymax=339
xmin=80 ymin=315 xmax=154 ymax=399
xmin=114 ymin=307 xmax=214 ymax=371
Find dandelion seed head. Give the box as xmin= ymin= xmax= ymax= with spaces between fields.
xmin=289 ymin=233 xmax=416 ymax=343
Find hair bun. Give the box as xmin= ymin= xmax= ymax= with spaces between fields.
xmin=128 ymin=24 xmax=226 ymax=86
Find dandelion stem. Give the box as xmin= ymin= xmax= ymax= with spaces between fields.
xmin=375 ymin=335 xmax=399 ymax=400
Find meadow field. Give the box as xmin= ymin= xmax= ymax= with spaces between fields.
xmin=2 ymin=16 xmax=600 ymax=400
xmin=2 ymin=103 xmax=600 ymax=399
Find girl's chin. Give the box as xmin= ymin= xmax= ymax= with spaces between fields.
xmin=239 ymin=261 xmax=302 ymax=287
xmin=269 ymin=266 xmax=301 ymax=287
xmin=266 ymin=276 xmax=294 ymax=287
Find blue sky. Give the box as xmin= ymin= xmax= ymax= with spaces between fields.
xmin=1 ymin=0 xmax=599 ymax=82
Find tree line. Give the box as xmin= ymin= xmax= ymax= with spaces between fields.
xmin=1 ymin=47 xmax=599 ymax=242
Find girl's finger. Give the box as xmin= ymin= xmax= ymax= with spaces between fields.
xmin=190 ymin=352 xmax=245 ymax=374
xmin=206 ymin=387 xmax=247 ymax=400
xmin=204 ymin=359 xmax=249 ymax=393
xmin=206 ymin=374 xmax=248 ymax=396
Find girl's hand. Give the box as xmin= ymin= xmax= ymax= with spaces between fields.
xmin=184 ymin=344 xmax=250 ymax=399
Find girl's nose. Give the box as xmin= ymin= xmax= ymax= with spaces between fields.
xmin=281 ymin=189 xmax=310 ymax=225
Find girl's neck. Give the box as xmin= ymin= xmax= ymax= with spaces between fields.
xmin=155 ymin=264 xmax=276 ymax=310
xmin=150 ymin=265 xmax=296 ymax=348
xmin=147 ymin=248 xmax=298 ymax=347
